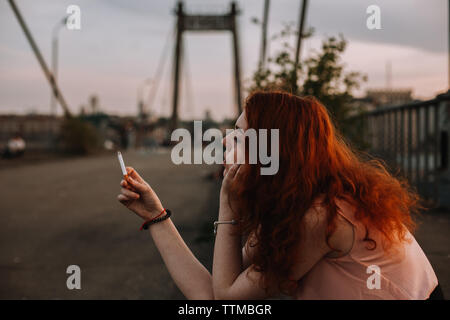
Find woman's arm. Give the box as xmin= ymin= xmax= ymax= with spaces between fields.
xmin=212 ymin=196 xmax=277 ymax=299
xmin=119 ymin=166 xmax=273 ymax=300
xmin=212 ymin=165 xmax=276 ymax=299
xmin=119 ymin=166 xmax=334 ymax=300
xmin=147 ymin=218 xmax=214 ymax=299
xmin=212 ymin=165 xmax=334 ymax=300
xmin=118 ymin=167 xmax=213 ymax=299
xmin=212 ymin=191 xmax=245 ymax=298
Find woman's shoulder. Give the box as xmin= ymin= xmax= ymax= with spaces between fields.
xmin=303 ymin=194 xmax=356 ymax=258
xmin=304 ymin=194 xmax=355 ymax=224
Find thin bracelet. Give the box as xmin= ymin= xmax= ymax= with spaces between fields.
xmin=213 ymin=220 xmax=237 ymax=235
xmin=141 ymin=209 xmax=171 ymax=230
xmin=140 ymin=208 xmax=167 ymax=231
xmin=147 ymin=209 xmax=171 ymax=228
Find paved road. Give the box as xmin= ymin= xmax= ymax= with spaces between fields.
xmin=0 ymin=149 xmax=220 ymax=299
xmin=413 ymin=209 xmax=450 ymax=298
xmin=0 ymin=150 xmax=448 ymax=299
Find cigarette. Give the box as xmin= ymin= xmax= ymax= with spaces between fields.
xmin=117 ymin=151 xmax=127 ymax=176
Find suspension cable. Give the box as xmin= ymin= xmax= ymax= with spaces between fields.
xmin=145 ymin=25 xmax=176 ymax=116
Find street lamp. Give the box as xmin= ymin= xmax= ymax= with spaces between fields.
xmin=50 ymin=16 xmax=68 ymax=116
xmin=137 ymin=78 xmax=153 ymax=119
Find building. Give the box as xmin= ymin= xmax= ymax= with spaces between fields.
xmin=0 ymin=114 xmax=62 ymax=151
xmin=365 ymin=89 xmax=414 ymax=108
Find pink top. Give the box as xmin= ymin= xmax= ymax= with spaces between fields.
xmin=294 ymin=198 xmax=438 ymax=300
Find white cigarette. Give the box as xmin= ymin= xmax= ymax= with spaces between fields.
xmin=117 ymin=151 xmax=127 ymax=176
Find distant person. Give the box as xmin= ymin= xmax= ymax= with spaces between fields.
xmin=2 ymin=133 xmax=26 ymax=159
xmin=117 ymin=91 xmax=443 ymax=300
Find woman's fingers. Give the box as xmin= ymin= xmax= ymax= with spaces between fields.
xmin=121 ymin=187 xmax=140 ymax=199
xmin=125 ymin=174 xmax=148 ymax=193
xmin=125 ymin=167 xmax=149 ymax=193
xmin=117 ymin=194 xmax=132 ymax=203
xmin=227 ymin=164 xmax=240 ymax=179
xmin=120 ymin=179 xmax=127 ymax=187
xmin=120 ymin=179 xmax=137 ymax=192
xmin=223 ymin=164 xmax=230 ymax=177
xmin=126 ymin=166 xmax=145 ymax=183
xmin=117 ymin=188 xmax=139 ymax=205
xmin=118 ymin=179 xmax=140 ymax=205
xmin=235 ymin=164 xmax=242 ymax=179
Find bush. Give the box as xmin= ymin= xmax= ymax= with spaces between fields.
xmin=59 ymin=117 xmax=100 ymax=155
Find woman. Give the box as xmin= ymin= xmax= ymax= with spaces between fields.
xmin=117 ymin=91 xmax=442 ymax=300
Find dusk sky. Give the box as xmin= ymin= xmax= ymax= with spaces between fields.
xmin=0 ymin=0 xmax=448 ymax=120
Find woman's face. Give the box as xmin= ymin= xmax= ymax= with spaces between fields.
xmin=222 ymin=111 xmax=248 ymax=176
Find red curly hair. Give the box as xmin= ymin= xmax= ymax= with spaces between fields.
xmin=230 ymin=91 xmax=421 ymax=295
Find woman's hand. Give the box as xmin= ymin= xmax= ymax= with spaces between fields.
xmin=117 ymin=167 xmax=164 ymax=221
xmin=219 ymin=164 xmax=241 ymax=219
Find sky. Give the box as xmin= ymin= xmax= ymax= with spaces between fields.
xmin=0 ymin=0 xmax=448 ymax=120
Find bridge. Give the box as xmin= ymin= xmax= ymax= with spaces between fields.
xmin=2 ymin=0 xmax=449 ymax=300
xmin=359 ymin=91 xmax=450 ymax=208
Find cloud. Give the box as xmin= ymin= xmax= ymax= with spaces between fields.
xmin=0 ymin=0 xmax=447 ymax=120
xmin=269 ymin=0 xmax=447 ymax=53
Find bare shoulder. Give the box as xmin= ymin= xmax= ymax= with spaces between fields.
xmin=299 ymin=205 xmax=332 ymax=251
xmin=327 ymin=212 xmax=355 ymax=258
xmin=301 ymin=201 xmax=355 ymax=258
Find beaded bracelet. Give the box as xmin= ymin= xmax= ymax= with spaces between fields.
xmin=140 ymin=209 xmax=172 ymax=230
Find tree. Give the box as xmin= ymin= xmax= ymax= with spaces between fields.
xmin=247 ymin=26 xmax=368 ymax=148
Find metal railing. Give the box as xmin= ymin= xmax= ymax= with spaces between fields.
xmin=360 ymin=91 xmax=450 ymax=205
